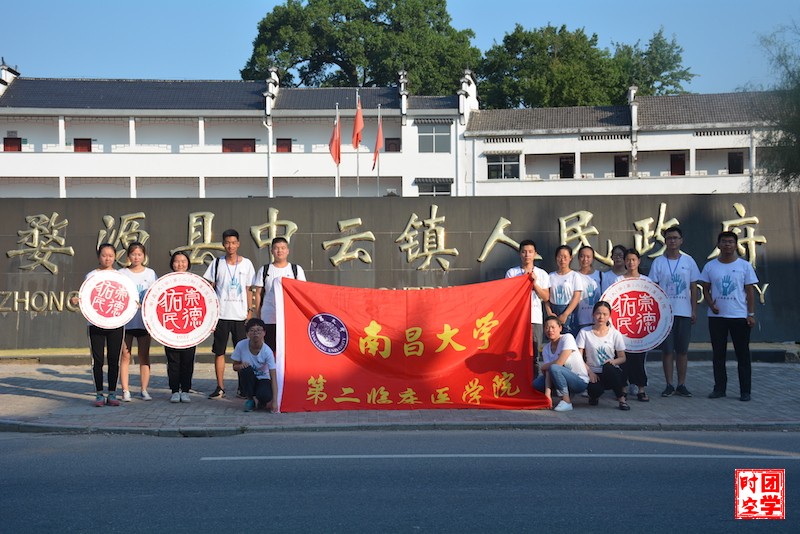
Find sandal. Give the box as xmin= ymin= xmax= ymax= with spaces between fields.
xmin=637 ymin=392 xmax=650 ymax=402
xmin=618 ymin=400 xmax=631 ymax=411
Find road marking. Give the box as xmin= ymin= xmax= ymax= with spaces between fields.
xmin=591 ymin=432 xmax=800 ymax=457
xmin=201 ymin=453 xmax=800 ymax=461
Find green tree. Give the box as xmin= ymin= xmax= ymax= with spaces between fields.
xmin=758 ymin=23 xmax=800 ymax=190
xmin=241 ymin=0 xmax=481 ymax=95
xmin=477 ymin=25 xmax=695 ymax=109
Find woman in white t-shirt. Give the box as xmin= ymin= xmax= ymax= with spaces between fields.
xmin=118 ymin=242 xmax=157 ymax=402
xmin=576 ymin=301 xmax=630 ymax=411
xmin=576 ymin=245 xmax=604 ymax=329
xmin=545 ymin=245 xmax=584 ymax=335
xmin=533 ymin=316 xmax=590 ymax=412
xmin=614 ymin=249 xmax=652 ymax=402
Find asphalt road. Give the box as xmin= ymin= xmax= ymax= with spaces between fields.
xmin=1 ymin=430 xmax=797 ymax=532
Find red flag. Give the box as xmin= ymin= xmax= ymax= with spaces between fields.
xmin=372 ymin=113 xmax=383 ymax=171
xmin=352 ymin=97 xmax=364 ymax=148
xmin=329 ymin=111 xmax=341 ymax=166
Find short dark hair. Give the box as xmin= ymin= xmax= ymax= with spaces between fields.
xmin=663 ymin=226 xmax=683 ymax=238
xmin=624 ymin=248 xmax=640 ymax=259
xmin=611 ymin=244 xmax=627 ymax=258
xmin=578 ymin=245 xmax=595 ymax=257
xmin=222 ymin=229 xmax=240 ymax=241
xmin=97 ymin=243 xmax=115 ymax=257
xmin=271 ymin=236 xmax=289 ymax=248
xmin=170 ymin=250 xmax=191 ymax=272
xmin=718 ymin=231 xmax=738 ymax=244
xmin=554 ymin=244 xmax=573 ymax=258
xmin=245 ymin=317 xmax=266 ymax=331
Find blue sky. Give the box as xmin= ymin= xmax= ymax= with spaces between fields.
xmin=2 ymin=0 xmax=796 ymax=94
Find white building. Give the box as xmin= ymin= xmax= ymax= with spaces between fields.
xmin=0 ymin=61 xmax=777 ymax=198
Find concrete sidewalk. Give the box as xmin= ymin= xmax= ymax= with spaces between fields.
xmin=1 ymin=359 xmax=798 ymax=436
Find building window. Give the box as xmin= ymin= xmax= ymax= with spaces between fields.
xmin=418 ymin=183 xmax=452 ymax=196
xmin=74 ymin=138 xmax=92 ymax=152
xmin=222 ymin=139 xmax=256 ymax=153
xmin=487 ymin=155 xmax=520 ymax=180
xmin=276 ymin=138 xmax=292 ymax=153
xmin=670 ymin=153 xmax=686 ymax=176
xmin=385 ymin=138 xmax=401 ymax=152
xmin=728 ymin=151 xmax=744 ymax=174
xmin=560 ymin=155 xmax=575 ymax=179
xmin=614 ymin=155 xmax=629 ymax=177
xmin=418 ymin=124 xmax=450 ymax=153
xmin=3 ymin=137 xmax=22 ymax=152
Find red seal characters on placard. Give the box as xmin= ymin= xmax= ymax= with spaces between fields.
xmin=156 ymin=285 xmax=207 ymax=333
xmin=90 ymin=279 xmax=131 ymax=318
xmin=601 ymin=278 xmax=672 ymax=353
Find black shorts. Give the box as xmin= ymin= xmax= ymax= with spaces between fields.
xmin=125 ymin=328 xmax=148 ymax=338
xmin=212 ymin=319 xmax=246 ymax=356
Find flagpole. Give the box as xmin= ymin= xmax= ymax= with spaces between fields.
xmin=335 ymin=103 xmax=340 ymax=197
xmin=376 ymin=105 xmax=381 ymax=197
xmin=355 ymin=90 xmax=360 ymax=197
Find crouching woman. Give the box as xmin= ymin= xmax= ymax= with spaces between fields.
xmin=533 ymin=316 xmax=590 ymax=412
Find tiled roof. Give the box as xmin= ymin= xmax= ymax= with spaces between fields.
xmin=636 ymin=91 xmax=779 ymax=126
xmin=274 ymin=87 xmax=399 ymax=110
xmin=466 ymin=105 xmax=630 ymax=134
xmin=0 ymin=78 xmax=267 ymax=110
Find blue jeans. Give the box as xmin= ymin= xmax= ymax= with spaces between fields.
xmin=533 ymin=364 xmax=588 ymax=398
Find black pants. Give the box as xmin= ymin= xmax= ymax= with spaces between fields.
xmin=165 ymin=346 xmax=196 ymax=393
xmin=622 ymin=352 xmax=648 ymax=387
xmin=587 ymin=363 xmax=626 ymax=399
xmin=88 ymin=325 xmax=124 ymax=392
xmin=708 ymin=317 xmax=752 ymax=395
xmin=238 ymin=366 xmax=274 ymax=406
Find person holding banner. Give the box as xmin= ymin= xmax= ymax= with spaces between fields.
xmin=505 ymin=239 xmax=550 ymax=375
xmin=533 ymin=316 xmax=590 ymax=412
xmin=119 ymin=242 xmax=157 ymax=402
xmin=203 ymin=229 xmax=256 ymax=400
xmin=576 ymin=301 xmax=630 ymax=410
xmin=73 ymin=244 xmax=125 ymax=407
xmin=545 ymin=245 xmax=584 ymax=335
xmin=164 ymin=251 xmax=198 ymax=403
xmin=699 ymin=231 xmax=758 ymax=402
xmin=615 ymin=249 xmax=652 ymax=402
xmin=649 ymin=226 xmax=701 ymax=398
xmin=231 ymin=318 xmax=279 ymax=413
xmin=253 ymin=236 xmax=306 ymax=353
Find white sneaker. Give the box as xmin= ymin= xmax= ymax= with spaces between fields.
xmin=170 ymin=392 xmax=181 ymax=403
xmin=553 ymin=401 xmax=573 ymax=412
xmin=140 ymin=390 xmax=152 ymax=401
xmin=180 ymin=392 xmax=191 ymax=403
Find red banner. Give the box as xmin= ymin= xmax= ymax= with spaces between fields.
xmin=276 ymin=276 xmax=549 ymax=412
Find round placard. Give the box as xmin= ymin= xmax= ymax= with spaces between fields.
xmin=78 ymin=270 xmax=140 ymax=329
xmin=601 ymin=278 xmax=673 ymax=352
xmin=141 ymin=271 xmax=219 ymax=349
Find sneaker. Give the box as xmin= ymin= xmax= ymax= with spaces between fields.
xmin=553 ymin=401 xmax=573 ymax=412
xmin=708 ymin=390 xmax=726 ymax=399
xmin=236 ymin=389 xmax=246 ymax=399
xmin=243 ymin=399 xmax=255 ymax=412
xmin=170 ymin=392 xmax=181 ymax=403
xmin=94 ymin=393 xmax=105 ymax=407
xmin=661 ymin=384 xmax=675 ymax=397
xmin=675 ymin=385 xmax=692 ymax=397
xmin=139 ymin=390 xmax=152 ymax=401
xmin=740 ymin=393 xmax=751 ymax=402
xmin=180 ymin=392 xmax=191 ymax=403
xmin=107 ymin=393 xmax=120 ymax=407
xmin=209 ymin=387 xmax=225 ymax=399
xmin=122 ymin=390 xmax=132 ymax=402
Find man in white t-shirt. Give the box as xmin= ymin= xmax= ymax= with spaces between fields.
xmin=505 ymin=239 xmax=550 ymax=375
xmin=203 ymin=229 xmax=256 ymax=399
xmin=650 ymin=226 xmax=701 ymax=398
xmin=699 ymin=231 xmax=758 ymax=402
xmin=254 ymin=237 xmax=307 ymax=352
xmin=231 ymin=318 xmax=279 ymax=413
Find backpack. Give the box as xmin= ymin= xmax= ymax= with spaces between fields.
xmin=259 ymin=263 xmax=299 ymax=307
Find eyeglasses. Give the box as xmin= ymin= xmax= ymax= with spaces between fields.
xmin=248 ymin=328 xmax=264 ymax=334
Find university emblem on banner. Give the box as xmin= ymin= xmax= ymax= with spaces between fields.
xmin=141 ymin=272 xmax=219 ymax=349
xmin=78 ymin=270 xmax=139 ymax=329
xmin=308 ymin=313 xmax=348 ymax=355
xmin=602 ymin=278 xmax=673 ymax=352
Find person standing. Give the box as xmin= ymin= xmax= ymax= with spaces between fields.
xmin=118 ymin=242 xmax=157 ymax=401
xmin=615 ymin=249 xmax=652 ymax=401
xmin=505 ymin=239 xmax=550 ymax=372
xmin=601 ymin=244 xmax=628 ymax=293
xmin=253 ymin=237 xmax=306 ymax=353
xmin=203 ymin=229 xmax=256 ymax=399
xmin=576 ymin=245 xmax=603 ymax=330
xmin=649 ymin=226 xmax=701 ymax=397
xmin=164 ymin=251 xmax=198 ymax=403
xmin=545 ymin=245 xmax=584 ymax=335
xmin=699 ymin=231 xmax=758 ymax=401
